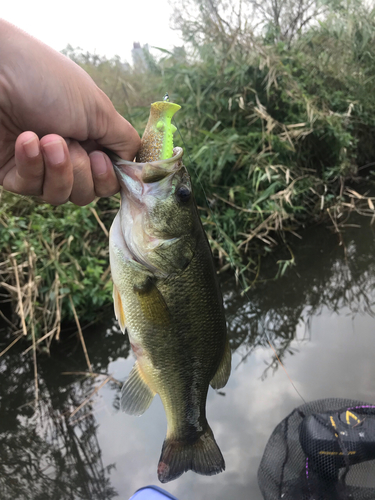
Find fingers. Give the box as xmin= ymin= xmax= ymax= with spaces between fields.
xmin=6 ymin=133 xmax=74 ymax=204
xmin=67 ymin=145 xmax=120 ymax=201
xmin=66 ymin=141 xmax=95 ymax=205
xmin=42 ymin=138 xmax=119 ymax=204
xmin=5 ymin=132 xmax=44 ymax=196
xmin=90 ymin=150 xmax=120 ymax=197
xmin=40 ymin=135 xmax=74 ymax=205
xmin=7 ymin=132 xmax=120 ymax=205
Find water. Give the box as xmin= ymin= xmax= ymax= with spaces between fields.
xmin=1 ymin=216 xmax=375 ymax=499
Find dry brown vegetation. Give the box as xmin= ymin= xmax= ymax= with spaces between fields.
xmin=2 ymin=0 xmax=375 ymax=353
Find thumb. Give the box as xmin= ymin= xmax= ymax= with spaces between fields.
xmin=94 ymin=98 xmax=141 ymax=161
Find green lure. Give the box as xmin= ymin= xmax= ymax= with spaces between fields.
xmin=137 ymin=97 xmax=181 ymax=163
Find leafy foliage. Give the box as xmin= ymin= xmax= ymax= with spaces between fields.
xmin=2 ymin=0 xmax=375 ymax=342
xmin=0 ymin=191 xmax=116 ymax=341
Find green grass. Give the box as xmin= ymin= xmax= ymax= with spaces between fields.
xmin=2 ymin=2 xmax=375 ymax=345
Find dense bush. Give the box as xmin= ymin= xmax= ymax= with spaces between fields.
xmin=2 ymin=0 xmax=375 ymax=342
xmin=0 ymin=192 xmax=117 ymax=342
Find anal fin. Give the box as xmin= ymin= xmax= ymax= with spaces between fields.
xmin=113 ymin=284 xmax=126 ymax=333
xmin=210 ymin=338 xmax=231 ymax=390
xmin=121 ymin=361 xmax=155 ymax=416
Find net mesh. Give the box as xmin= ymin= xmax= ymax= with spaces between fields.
xmin=258 ymin=398 xmax=375 ymax=499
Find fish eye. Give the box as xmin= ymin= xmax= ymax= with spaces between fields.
xmin=176 ymin=185 xmax=191 ymax=203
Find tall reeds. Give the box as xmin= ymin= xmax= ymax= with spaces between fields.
xmin=2 ymin=0 xmax=375 ymax=345
xmin=0 ymin=191 xmax=115 ymax=351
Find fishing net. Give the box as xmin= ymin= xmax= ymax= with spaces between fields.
xmin=258 ymin=398 xmax=375 ymax=499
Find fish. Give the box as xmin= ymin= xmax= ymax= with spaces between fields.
xmin=108 ymin=99 xmax=231 ymax=483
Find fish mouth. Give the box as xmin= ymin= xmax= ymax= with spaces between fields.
xmin=110 ymin=147 xmax=184 ymax=202
xmin=108 ymin=147 xmax=185 ymax=276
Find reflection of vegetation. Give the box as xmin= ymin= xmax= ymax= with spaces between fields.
xmin=0 ymin=216 xmax=374 ymax=496
xmin=0 ymin=320 xmax=129 ymax=499
xmin=224 ymin=217 xmax=375 ymax=373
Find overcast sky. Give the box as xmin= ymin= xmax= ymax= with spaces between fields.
xmin=1 ymin=0 xmax=183 ymax=63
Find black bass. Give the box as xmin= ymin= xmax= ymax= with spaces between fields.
xmin=109 ymin=99 xmax=231 ymax=483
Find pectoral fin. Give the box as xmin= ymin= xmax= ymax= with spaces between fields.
xmin=210 ymin=338 xmax=231 ymax=389
xmin=121 ymin=361 xmax=155 ymax=416
xmin=134 ymin=277 xmax=171 ymax=327
xmin=113 ymin=284 xmax=126 ymax=333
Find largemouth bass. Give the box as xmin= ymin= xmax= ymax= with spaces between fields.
xmin=108 ymin=100 xmax=231 ymax=483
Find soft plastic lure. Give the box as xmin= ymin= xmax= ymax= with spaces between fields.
xmin=136 ymin=98 xmax=181 ymax=163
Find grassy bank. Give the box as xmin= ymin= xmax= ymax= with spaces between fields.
xmin=0 ymin=191 xmax=115 ymax=347
xmin=2 ymin=0 xmax=375 ymax=346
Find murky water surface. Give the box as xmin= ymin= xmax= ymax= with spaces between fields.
xmin=1 ymin=217 xmax=375 ymax=499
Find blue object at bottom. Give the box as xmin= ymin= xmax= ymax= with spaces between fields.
xmin=129 ymin=485 xmax=179 ymax=500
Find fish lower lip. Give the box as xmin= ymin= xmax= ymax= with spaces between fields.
xmin=114 ymin=164 xmax=141 ymax=183
xmin=114 ymin=165 xmax=144 ymax=200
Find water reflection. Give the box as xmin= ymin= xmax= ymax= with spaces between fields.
xmin=0 ymin=216 xmax=375 ymax=499
xmin=224 ymin=219 xmax=375 ymax=375
xmin=0 ymin=323 xmax=128 ymax=499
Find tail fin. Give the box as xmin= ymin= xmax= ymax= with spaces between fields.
xmin=157 ymin=425 xmax=225 ymax=483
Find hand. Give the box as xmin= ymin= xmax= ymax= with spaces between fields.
xmin=0 ymin=19 xmax=140 ymax=206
